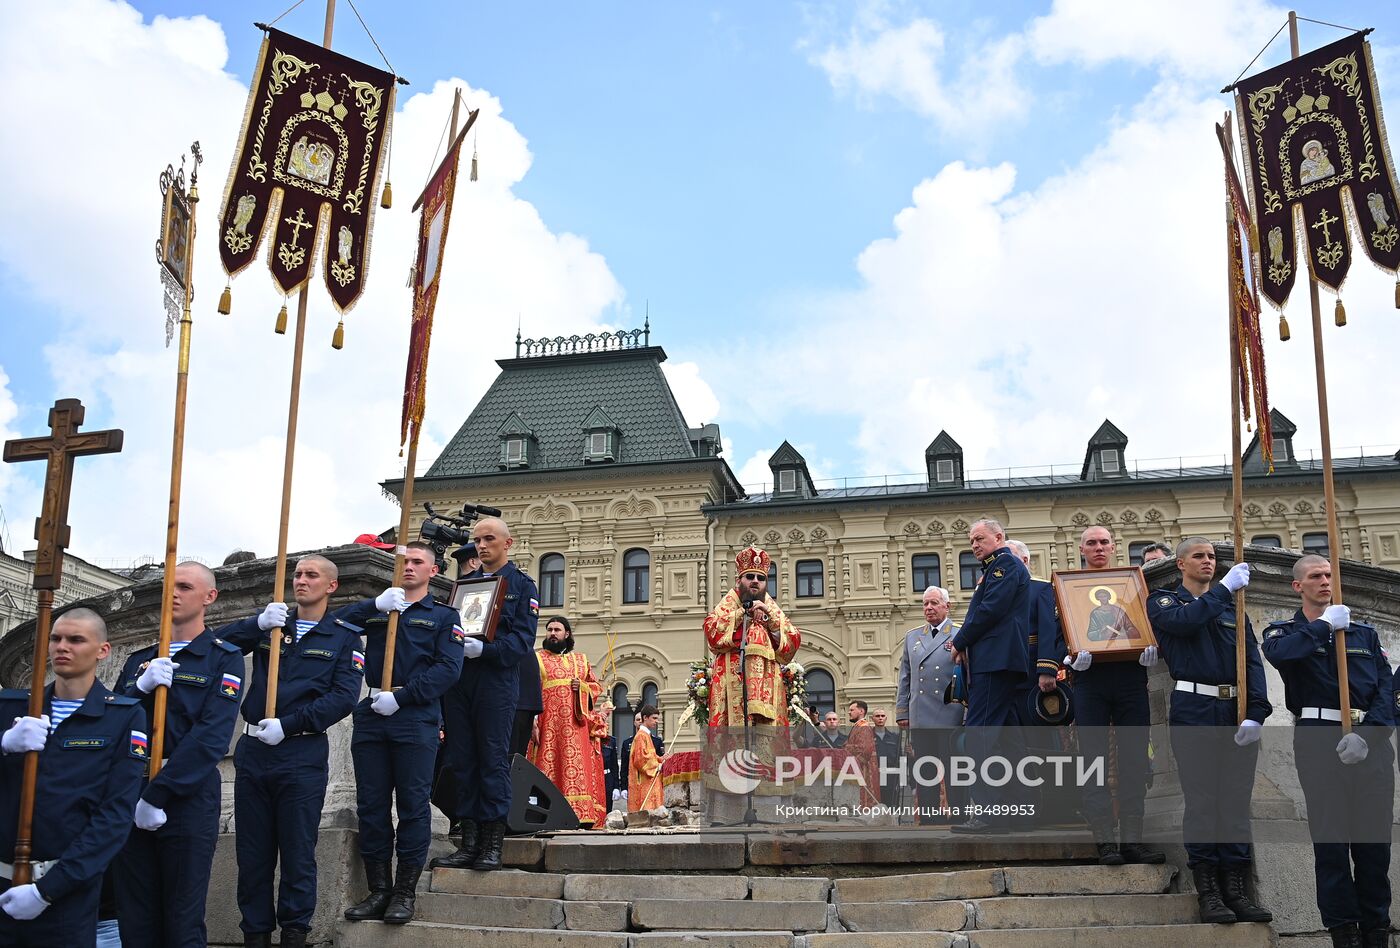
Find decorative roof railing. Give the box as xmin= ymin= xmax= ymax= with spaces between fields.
xmin=515 ymin=320 xmax=650 ymax=358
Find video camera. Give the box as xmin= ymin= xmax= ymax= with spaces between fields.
xmin=419 ymin=501 xmax=502 ymax=572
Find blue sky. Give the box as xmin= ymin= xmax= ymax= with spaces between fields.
xmin=1 ymin=0 xmax=1398 ymax=563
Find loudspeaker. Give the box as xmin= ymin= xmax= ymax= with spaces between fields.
xmin=507 ymin=754 xmax=580 ymax=833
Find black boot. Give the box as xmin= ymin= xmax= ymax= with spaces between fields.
xmin=1096 ymin=842 xmax=1125 ymax=866
xmin=472 ymin=821 xmax=506 ymax=871
xmin=279 ymin=930 xmax=308 ymax=948
xmin=383 ymin=863 xmax=423 ymax=924
xmin=1330 ymin=923 xmax=1363 ymax=948
xmin=1118 ymin=817 xmax=1165 ymax=864
xmin=428 ymin=818 xmax=479 ymax=869
xmin=1360 ymin=927 xmax=1389 ymax=948
xmin=243 ymin=935 xmax=271 ymax=948
xmin=1191 ymin=864 xmax=1236 ymax=924
xmin=343 ymin=858 xmax=393 ymax=921
xmin=1218 ymin=864 xmax=1272 ymax=923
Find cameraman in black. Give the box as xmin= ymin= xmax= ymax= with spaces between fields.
xmin=430 ymin=516 xmax=539 ymax=871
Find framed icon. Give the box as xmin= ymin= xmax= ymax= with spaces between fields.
xmin=159 ymin=184 xmax=191 ymax=288
xmin=451 ymin=574 xmax=505 ymax=642
xmin=1052 ymin=567 xmax=1157 ymax=662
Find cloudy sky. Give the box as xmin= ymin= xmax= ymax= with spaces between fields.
xmin=1 ymin=0 xmax=1398 ymax=567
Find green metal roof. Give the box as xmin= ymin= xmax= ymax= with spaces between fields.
xmin=425 ymin=346 xmax=699 ymax=476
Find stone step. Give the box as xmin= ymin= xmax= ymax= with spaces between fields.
xmin=335 ymin=920 xmax=628 ymax=947
xmin=431 ymin=866 xmax=566 ymax=898
xmin=836 ymin=900 xmax=969 ymax=932
xmin=545 ymin=834 xmax=748 ymax=872
xmin=412 ymin=891 xmax=565 ymax=929
xmin=1000 ymin=864 xmax=1175 ymax=895
xmin=747 ymin=831 xmax=1098 ymax=866
xmin=564 ymin=872 xmax=750 ymax=902
xmin=631 ymin=898 xmax=829 ymax=933
xmin=833 ymin=868 xmax=1003 ymax=903
xmin=630 ymin=935 xmax=795 ymax=947
xmin=971 ymin=894 xmax=1200 ymax=929
xmin=801 ymin=925 xmax=1273 ymax=948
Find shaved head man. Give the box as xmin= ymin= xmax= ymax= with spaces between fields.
xmin=1080 ymin=527 xmax=1115 ymax=569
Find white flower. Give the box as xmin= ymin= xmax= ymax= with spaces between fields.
xmin=786 ymin=662 xmax=805 ymax=676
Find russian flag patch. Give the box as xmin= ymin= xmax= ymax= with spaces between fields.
xmin=528 ymin=597 xmax=540 ymax=616
xmin=452 ymin=625 xmax=466 ymax=645
xmin=220 ymin=673 xmax=242 ymax=701
xmin=352 ymin=650 xmax=365 ymax=673
xmin=129 ymin=730 xmax=149 ymax=760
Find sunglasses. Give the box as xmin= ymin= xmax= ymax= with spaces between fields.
xmin=742 ymin=573 xmax=766 ymax=581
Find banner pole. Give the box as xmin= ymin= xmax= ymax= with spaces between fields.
xmin=1223 ymin=111 xmax=1250 ymax=725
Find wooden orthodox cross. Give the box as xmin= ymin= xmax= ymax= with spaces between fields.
xmin=2 ymin=397 xmax=123 ymax=883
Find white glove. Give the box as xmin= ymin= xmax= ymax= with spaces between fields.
xmin=258 ymin=602 xmax=289 ymax=631
xmin=1221 ymin=562 xmax=1251 ymax=592
xmin=612 ymin=788 xmax=621 ymax=801
xmin=1337 ymin=732 xmax=1368 ymax=765
xmin=1234 ymin=720 xmax=1263 ymax=746
xmin=1066 ymin=650 xmax=1093 ymax=672
xmin=1 ymin=716 xmax=49 ymax=754
xmin=1137 ymin=645 xmax=1159 ymax=668
xmin=0 ymin=883 xmax=49 ymax=920
xmin=375 ymin=587 xmax=407 ymax=613
xmin=137 ymin=657 xmax=178 ymax=693
xmin=462 ymin=637 xmax=484 ymax=660
xmin=371 ymin=691 xmax=400 ymax=716
xmin=134 ymin=799 xmax=168 ymax=831
xmin=254 ymin=718 xmax=285 ymax=746
xmin=1321 ymin=604 xmax=1351 ymax=631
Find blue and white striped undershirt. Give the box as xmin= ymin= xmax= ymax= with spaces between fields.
xmin=49 ymin=699 xmax=82 ymax=733
xmin=295 ymin=619 xmax=315 ymax=644
xmin=168 ymin=640 xmax=192 ymax=657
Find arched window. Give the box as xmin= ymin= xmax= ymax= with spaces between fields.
xmin=611 ymin=683 xmax=633 ymax=745
xmin=641 ymin=681 xmax=661 ymax=739
xmin=805 ymin=667 xmax=836 ymax=717
xmin=539 ymin=553 xmax=565 ymax=608
xmin=622 ymin=548 xmax=650 ymax=604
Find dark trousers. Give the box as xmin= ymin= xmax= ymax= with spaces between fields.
xmin=1169 ymin=715 xmax=1259 ymax=866
xmin=0 ymin=881 xmax=99 ymax=947
xmin=1295 ymin=725 xmax=1395 ymax=930
xmin=233 ymin=732 xmax=329 ymax=934
xmin=351 ymin=700 xmax=439 ymax=867
xmin=510 ymin=709 xmax=537 ymax=758
xmin=114 ymin=771 xmax=221 ymax=948
xmin=1074 ymin=664 xmax=1149 ymax=837
xmin=910 ymin=727 xmax=967 ymax=818
xmin=966 ymin=670 xmax=1021 ymax=822
xmin=442 ymin=665 xmax=519 ymax=823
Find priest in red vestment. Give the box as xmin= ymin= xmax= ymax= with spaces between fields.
xmin=526 ymin=617 xmax=607 ymax=827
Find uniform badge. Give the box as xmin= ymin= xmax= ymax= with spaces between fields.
xmin=944 ymin=641 xmax=953 ymax=651
xmin=451 ymin=625 xmax=466 ymax=645
xmin=993 ymin=569 xmax=1004 ymax=578
xmin=528 ymin=597 xmax=540 ymax=616
xmin=351 ymin=650 xmax=365 ymax=673
xmin=220 ymin=673 xmax=242 ymax=700
xmin=129 ymin=730 xmax=149 ymax=760
xmin=1157 ymin=596 xmax=1174 ymax=607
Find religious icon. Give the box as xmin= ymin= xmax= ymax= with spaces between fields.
xmin=1052 ymin=566 xmax=1156 ymax=662
xmin=287 ymin=134 xmax=335 ymax=186
xmin=1267 ymin=226 xmax=1285 ymax=266
xmin=1298 ymin=139 xmax=1335 ymax=186
xmin=1368 ymin=192 xmax=1392 ymax=231
xmin=451 ymin=574 xmax=505 ymax=642
xmin=337 ymin=226 xmax=353 ymax=265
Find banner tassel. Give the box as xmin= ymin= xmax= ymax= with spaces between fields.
xmin=1394 ymin=277 xmax=1399 ymax=309
xmin=332 ymin=319 xmax=345 ymax=350
xmin=1279 ymin=313 xmax=1291 ymax=341
xmin=274 ymin=299 xmax=288 ymax=335
xmin=218 ymin=283 xmax=232 ymax=315
xmin=1334 ymin=297 xmax=1347 ymax=327
xmin=380 ymin=180 xmax=392 ymax=209
xmin=471 ymin=142 xmax=479 ymax=182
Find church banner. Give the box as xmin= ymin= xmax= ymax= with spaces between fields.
xmin=217 ymin=28 xmax=396 ymax=312
xmin=1233 ymin=32 xmax=1400 ymax=309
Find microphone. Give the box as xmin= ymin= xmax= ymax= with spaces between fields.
xmin=464 ymin=503 xmax=503 ymax=518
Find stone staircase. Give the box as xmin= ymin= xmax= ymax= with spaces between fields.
xmin=333 ymin=830 xmax=1277 ymax=947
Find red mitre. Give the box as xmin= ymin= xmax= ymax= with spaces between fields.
xmin=735 ymin=546 xmax=771 ymax=576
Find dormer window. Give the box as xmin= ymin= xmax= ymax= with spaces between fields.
xmin=1100 ymin=449 xmax=1120 ymax=474
xmin=936 ymin=459 xmax=955 ymax=483
xmin=506 ymin=438 xmax=525 ymax=464
xmin=925 ymin=430 xmax=964 ymax=490
xmin=581 ymin=406 xmax=620 ymax=463
xmin=778 ymin=469 xmax=796 ymax=493
xmin=496 ymin=411 xmax=537 ymax=469
xmin=589 ymin=432 xmax=608 ymax=456
xmin=768 ymin=440 xmax=815 ymax=499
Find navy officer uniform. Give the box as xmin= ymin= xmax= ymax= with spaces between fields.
xmin=950 ymin=547 xmax=1028 ymax=832
xmin=1149 ymin=582 xmax=1272 ymax=922
xmin=112 ymin=630 xmax=245 ymax=947
xmin=1263 ymin=610 xmax=1395 ymax=944
xmin=0 ymin=682 xmax=146 ymax=947
xmin=338 ymin=593 xmax=462 ymax=919
xmin=432 ymin=560 xmax=538 ymax=871
xmin=219 ymin=607 xmax=364 ymax=944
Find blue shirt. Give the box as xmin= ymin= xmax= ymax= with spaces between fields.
xmin=462 ymin=561 xmax=540 ymax=670
xmin=338 ymin=593 xmax=464 ymax=707
xmin=952 ymin=547 xmax=1030 ymax=676
xmin=1148 ymin=583 xmax=1271 ymax=724
xmin=1262 ymin=610 xmax=1394 ymax=727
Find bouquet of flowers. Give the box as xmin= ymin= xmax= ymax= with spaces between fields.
xmin=781 ymin=661 xmax=811 ymax=723
xmin=674 ymin=660 xmax=711 ymax=731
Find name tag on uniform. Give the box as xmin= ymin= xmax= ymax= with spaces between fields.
xmin=302 ymin=648 xmax=335 ymax=660
xmin=62 ymin=737 xmax=107 ymax=749
xmin=405 ymin=618 xmax=435 ymax=629
xmin=174 ymin=672 xmax=210 ymax=686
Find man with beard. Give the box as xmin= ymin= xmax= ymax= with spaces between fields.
xmin=528 ymin=616 xmax=607 ymax=827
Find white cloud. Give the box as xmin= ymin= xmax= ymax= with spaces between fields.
xmin=807 ymin=3 xmax=1028 ymax=136
xmin=662 ymin=360 xmax=721 ymax=426
xmin=0 ymin=2 xmax=623 ymax=564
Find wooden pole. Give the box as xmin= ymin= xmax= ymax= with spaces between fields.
xmin=1287 ymin=11 xmax=1351 ymax=733
xmin=265 ymin=0 xmax=336 ymax=720
xmin=11 ymin=590 xmax=54 ymax=885
xmin=151 ymin=154 xmax=201 ymax=777
xmin=380 ymin=89 xmax=461 ymax=692
xmin=1224 ymin=112 xmax=1249 ymax=725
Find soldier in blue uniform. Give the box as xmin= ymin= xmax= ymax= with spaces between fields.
xmin=339 ymin=541 xmax=462 ymax=925
xmin=1262 ymin=553 xmax=1395 ymax=948
xmin=1062 ymin=526 xmax=1163 ymax=865
xmin=0 ymin=608 xmax=145 ymax=946
xmin=431 ymin=517 xmax=539 ymax=872
xmin=113 ymin=562 xmax=245 ymax=947
xmin=1147 ymin=539 xmax=1271 ymax=925
xmin=950 ymin=517 xmax=1029 ymax=834
xmin=218 ymin=554 xmax=365 ymax=948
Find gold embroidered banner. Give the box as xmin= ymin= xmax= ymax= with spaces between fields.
xmin=216 ymin=28 xmax=396 ymax=312
xmin=1234 ymin=31 xmax=1400 ymax=309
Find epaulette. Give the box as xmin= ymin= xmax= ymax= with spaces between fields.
xmin=214 ymin=637 xmax=241 ymax=653
xmin=105 ymin=694 xmax=141 ymax=706
xmin=333 ymin=618 xmax=364 ymax=635
xmin=0 ymin=688 xmax=30 ymax=701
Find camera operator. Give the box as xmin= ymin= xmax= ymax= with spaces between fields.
xmin=429 ymin=517 xmax=539 ymax=872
